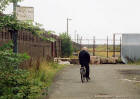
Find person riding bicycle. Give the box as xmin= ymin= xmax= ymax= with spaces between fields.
xmin=79 ymin=47 xmax=90 ymax=80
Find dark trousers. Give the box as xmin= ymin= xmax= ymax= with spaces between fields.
xmin=81 ymin=63 xmax=90 ymax=78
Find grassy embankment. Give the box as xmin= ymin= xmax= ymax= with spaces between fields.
xmin=28 ymin=61 xmax=66 ymax=98
xmin=30 ymin=61 xmax=66 ymax=86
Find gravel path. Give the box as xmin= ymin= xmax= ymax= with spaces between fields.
xmin=47 ymin=64 xmax=140 ymax=99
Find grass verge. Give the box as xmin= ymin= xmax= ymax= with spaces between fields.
xmin=128 ymin=60 xmax=140 ymax=65
xmin=29 ymin=61 xmax=66 ymax=98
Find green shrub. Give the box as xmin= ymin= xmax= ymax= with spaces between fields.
xmin=0 ymin=69 xmax=41 ymax=99
xmin=0 ymin=42 xmax=42 ymax=99
xmin=0 ymin=42 xmax=66 ymax=99
xmin=60 ymin=33 xmax=73 ymax=57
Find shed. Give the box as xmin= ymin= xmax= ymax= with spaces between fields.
xmin=121 ymin=34 xmax=140 ymax=63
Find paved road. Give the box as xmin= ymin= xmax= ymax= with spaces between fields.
xmin=48 ymin=64 xmax=140 ymax=99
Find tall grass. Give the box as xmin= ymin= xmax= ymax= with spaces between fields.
xmin=29 ymin=61 xmax=66 ymax=92
xmin=128 ymin=60 xmax=140 ymax=65
xmin=26 ymin=61 xmax=66 ymax=98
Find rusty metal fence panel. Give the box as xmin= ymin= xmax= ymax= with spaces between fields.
xmin=0 ymin=29 xmax=62 ymax=64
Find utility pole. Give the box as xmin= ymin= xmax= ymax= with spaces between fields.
xmin=66 ymin=18 xmax=72 ymax=35
xmin=12 ymin=0 xmax=18 ymax=53
xmin=88 ymin=39 xmax=89 ymax=49
xmin=75 ymin=30 xmax=77 ymax=42
xmin=93 ymin=36 xmax=95 ymax=56
xmin=77 ymin=34 xmax=79 ymax=43
xmin=67 ymin=18 xmax=68 ymax=35
xmin=80 ymin=36 xmax=82 ymax=49
xmin=13 ymin=0 xmax=17 ymax=17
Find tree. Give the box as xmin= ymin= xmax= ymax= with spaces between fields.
xmin=60 ymin=33 xmax=73 ymax=57
xmin=0 ymin=0 xmax=54 ymax=53
xmin=0 ymin=0 xmax=24 ymax=53
xmin=0 ymin=0 xmax=23 ymax=12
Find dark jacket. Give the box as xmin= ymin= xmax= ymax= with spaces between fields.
xmin=79 ymin=50 xmax=90 ymax=65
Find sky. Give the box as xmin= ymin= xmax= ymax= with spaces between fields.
xmin=4 ymin=0 xmax=140 ymax=44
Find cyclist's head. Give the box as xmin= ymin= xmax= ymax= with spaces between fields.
xmin=82 ymin=47 xmax=88 ymax=51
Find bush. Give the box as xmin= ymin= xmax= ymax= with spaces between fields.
xmin=0 ymin=42 xmax=66 ymax=99
xmin=31 ymin=61 xmax=65 ymax=87
xmin=0 ymin=69 xmax=40 ymax=99
xmin=60 ymin=33 xmax=73 ymax=57
xmin=0 ymin=42 xmax=42 ymax=99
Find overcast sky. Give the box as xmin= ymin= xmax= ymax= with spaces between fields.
xmin=4 ymin=0 xmax=140 ymax=43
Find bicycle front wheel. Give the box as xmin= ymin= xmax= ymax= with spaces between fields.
xmin=81 ymin=73 xmax=85 ymax=83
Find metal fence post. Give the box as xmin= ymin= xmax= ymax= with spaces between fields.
xmin=120 ymin=37 xmax=121 ymax=58
xmin=113 ymin=34 xmax=115 ymax=57
xmin=107 ymin=36 xmax=109 ymax=58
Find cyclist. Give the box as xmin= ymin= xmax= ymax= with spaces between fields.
xmin=79 ymin=47 xmax=90 ymax=80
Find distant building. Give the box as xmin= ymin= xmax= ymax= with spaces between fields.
xmin=121 ymin=34 xmax=140 ymax=63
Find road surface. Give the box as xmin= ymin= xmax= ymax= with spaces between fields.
xmin=47 ymin=64 xmax=140 ymax=99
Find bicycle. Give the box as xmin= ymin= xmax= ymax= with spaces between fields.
xmin=80 ymin=67 xmax=89 ymax=83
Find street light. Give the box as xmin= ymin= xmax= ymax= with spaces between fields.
xmin=67 ymin=18 xmax=72 ymax=35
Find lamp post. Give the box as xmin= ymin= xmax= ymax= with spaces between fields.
xmin=67 ymin=18 xmax=72 ymax=35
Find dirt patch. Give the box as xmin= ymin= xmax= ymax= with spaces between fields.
xmin=119 ymin=69 xmax=140 ymax=75
xmin=97 ymin=93 xmax=108 ymax=95
xmin=118 ymin=69 xmax=140 ymax=81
